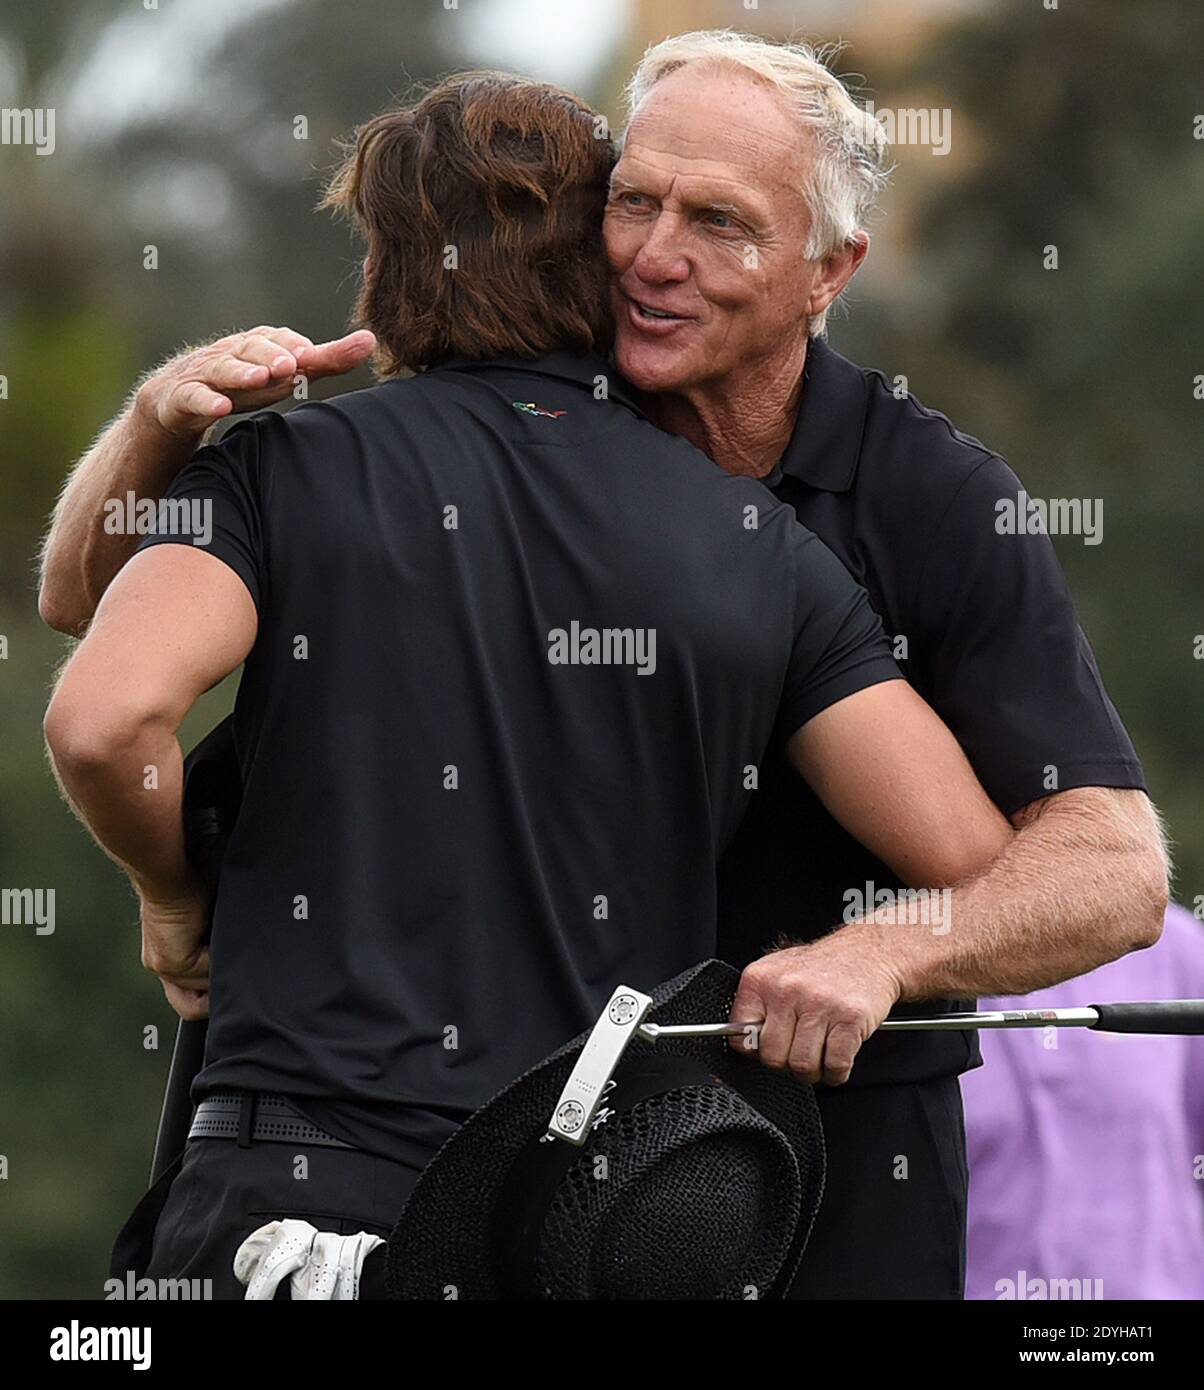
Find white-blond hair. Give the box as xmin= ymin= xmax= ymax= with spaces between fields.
xmin=624 ymin=30 xmax=890 ymax=335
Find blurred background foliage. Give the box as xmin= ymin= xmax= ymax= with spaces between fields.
xmin=0 ymin=0 xmax=1200 ymax=1298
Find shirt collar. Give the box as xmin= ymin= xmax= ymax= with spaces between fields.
xmin=777 ymin=336 xmax=871 ymax=493
xmin=426 ymin=351 xmax=646 ymax=417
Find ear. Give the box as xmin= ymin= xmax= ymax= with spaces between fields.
xmin=806 ymin=232 xmax=870 ymax=319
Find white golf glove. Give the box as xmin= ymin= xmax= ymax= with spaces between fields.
xmin=234 ymin=1218 xmax=385 ymax=1300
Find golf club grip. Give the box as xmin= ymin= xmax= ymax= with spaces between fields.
xmin=1090 ymin=1000 xmax=1204 ymax=1035
xmin=150 ymin=1018 xmax=208 ymax=1184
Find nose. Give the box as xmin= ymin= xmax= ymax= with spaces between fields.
xmin=631 ymin=211 xmax=691 ymax=287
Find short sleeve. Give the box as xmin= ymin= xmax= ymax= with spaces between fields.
xmin=135 ymin=417 xmax=265 ymax=613
xmin=916 ymin=454 xmax=1145 ymax=815
xmin=775 ymin=528 xmax=902 ymax=741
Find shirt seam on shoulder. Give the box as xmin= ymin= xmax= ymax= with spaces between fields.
xmin=865 ymin=364 xmax=999 ymax=459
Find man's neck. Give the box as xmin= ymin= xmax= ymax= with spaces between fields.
xmin=643 ymin=339 xmax=809 ymax=479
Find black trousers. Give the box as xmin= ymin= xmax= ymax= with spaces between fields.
xmin=785 ymin=1074 xmax=968 ymax=1299
xmin=113 ymin=1118 xmax=423 ymax=1300
xmin=115 ymin=1077 xmax=965 ymax=1300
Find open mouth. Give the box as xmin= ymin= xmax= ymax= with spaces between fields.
xmin=635 ymin=301 xmax=682 ymax=320
xmin=624 ymin=295 xmax=692 ymax=330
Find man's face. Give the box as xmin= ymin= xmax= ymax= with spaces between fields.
xmin=604 ymin=65 xmax=819 ymax=398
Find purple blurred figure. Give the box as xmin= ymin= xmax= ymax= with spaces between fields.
xmin=963 ymin=902 xmax=1204 ymax=1300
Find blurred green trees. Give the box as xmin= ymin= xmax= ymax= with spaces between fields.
xmin=841 ymin=0 xmax=1204 ymax=898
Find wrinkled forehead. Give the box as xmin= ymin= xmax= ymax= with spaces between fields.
xmin=618 ymin=64 xmax=811 ymax=200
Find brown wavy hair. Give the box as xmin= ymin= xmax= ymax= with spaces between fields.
xmin=321 ymin=71 xmax=616 ymax=376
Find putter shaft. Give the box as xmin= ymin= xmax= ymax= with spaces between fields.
xmin=638 ymin=1007 xmax=1101 ymax=1042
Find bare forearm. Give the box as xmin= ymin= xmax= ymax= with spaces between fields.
xmin=735 ymin=787 xmax=1168 ymax=1087
xmin=38 ymin=389 xmax=201 ymax=636
xmin=45 ymin=714 xmax=194 ymax=904
xmin=43 ymin=544 xmax=259 ymax=1013
xmin=854 ymin=788 xmax=1169 ymax=1000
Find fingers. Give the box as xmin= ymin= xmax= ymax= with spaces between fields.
xmin=732 ymin=951 xmax=879 ymax=1086
xmin=147 ymin=961 xmax=210 ymax=993
xmin=229 ymin=331 xmax=298 ymax=378
xmin=727 ymin=973 xmax=769 ymax=1059
xmin=151 ymin=326 xmax=372 ymax=437
xmin=786 ymin=1018 xmax=826 ymax=1082
xmin=161 ymin=379 xmax=234 ymax=430
xmin=260 ymin=326 xmax=316 ymax=362
xmin=820 ymin=1021 xmax=864 ymax=1087
xmin=753 ymin=1005 xmax=796 ymax=1070
xmin=141 ymin=938 xmax=210 ymax=992
xmin=199 ymin=354 xmax=275 ymax=392
xmin=773 ymin=1012 xmax=860 ymax=1085
xmin=159 ymin=971 xmax=210 ymax=996
xmin=158 ymin=331 xmax=304 ymax=432
xmin=235 ymin=325 xmax=373 ymax=379
xmin=162 ymin=981 xmax=210 ymax=1022
xmin=733 ymin=958 xmax=799 ymax=1070
xmin=299 ymin=329 xmax=376 ymax=379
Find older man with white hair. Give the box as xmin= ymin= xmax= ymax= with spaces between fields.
xmin=603 ymin=30 xmax=1165 ymax=1299
xmin=39 ymin=32 xmax=1166 ymax=1301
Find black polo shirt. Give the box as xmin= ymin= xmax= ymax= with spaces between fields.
xmin=138 ymin=350 xmax=901 ymax=1167
xmin=717 ymin=337 xmax=1147 ymax=1086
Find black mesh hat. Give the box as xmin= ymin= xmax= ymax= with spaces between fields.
xmin=386 ymin=959 xmax=825 ymax=1300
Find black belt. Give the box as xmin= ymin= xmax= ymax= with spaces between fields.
xmin=189 ymin=1092 xmax=356 ymax=1150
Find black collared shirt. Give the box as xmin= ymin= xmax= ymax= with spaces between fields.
xmin=138 ymin=350 xmax=900 ymax=1165
xmin=717 ymin=338 xmax=1147 ymax=1086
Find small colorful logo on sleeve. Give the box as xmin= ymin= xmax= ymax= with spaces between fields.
xmin=512 ymin=401 xmax=568 ymax=419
